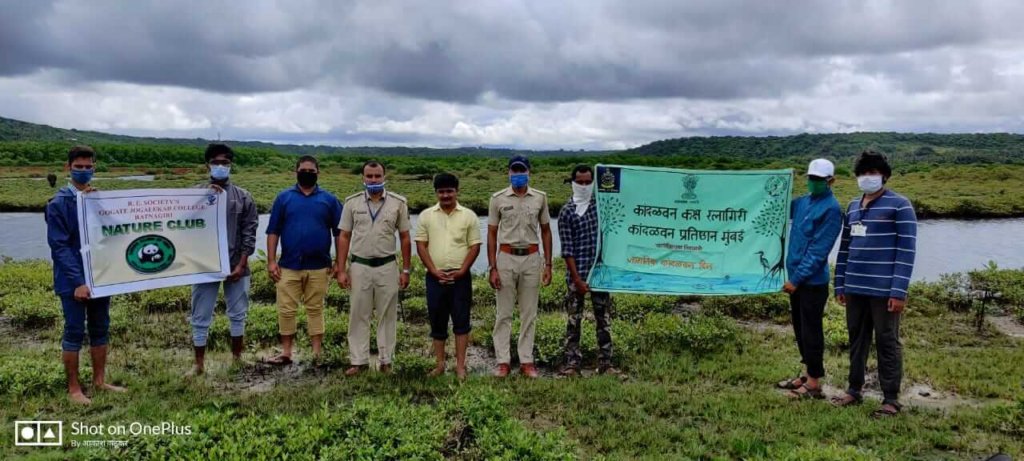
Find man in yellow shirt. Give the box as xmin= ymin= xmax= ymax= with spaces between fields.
xmin=415 ymin=173 xmax=482 ymax=380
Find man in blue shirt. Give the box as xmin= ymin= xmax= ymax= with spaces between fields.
xmin=831 ymin=151 xmax=917 ymax=418
xmin=777 ymin=159 xmax=842 ymax=399
xmin=265 ymin=156 xmax=343 ymax=364
xmin=46 ymin=145 xmax=126 ymax=405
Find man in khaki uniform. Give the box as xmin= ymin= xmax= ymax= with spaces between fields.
xmin=488 ymin=155 xmax=553 ymax=378
xmin=336 ymin=160 xmax=412 ymax=376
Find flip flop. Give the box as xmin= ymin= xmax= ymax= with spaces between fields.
xmin=263 ymin=355 xmax=293 ymax=366
xmin=787 ymin=383 xmax=825 ymax=400
xmin=829 ymin=392 xmax=863 ymax=407
xmin=776 ymin=376 xmax=807 ymax=390
xmin=871 ymin=402 xmax=903 ymax=418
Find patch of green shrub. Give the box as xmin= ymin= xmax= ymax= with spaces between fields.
xmin=0 ymin=259 xmax=53 ymax=299
xmin=701 ymin=292 xmax=790 ymax=320
xmin=4 ymin=290 xmax=61 ymax=328
xmin=0 ymin=355 xmax=85 ymax=396
xmin=482 ymin=311 xmax=738 ymax=365
xmin=120 ymin=399 xmax=450 ymax=459
xmin=456 ymin=388 xmax=575 ymax=460
xmin=612 ymin=293 xmax=677 ymax=322
xmin=402 ymin=295 xmax=428 ymax=322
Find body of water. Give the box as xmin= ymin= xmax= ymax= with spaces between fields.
xmin=3 ymin=212 xmax=1021 ymax=282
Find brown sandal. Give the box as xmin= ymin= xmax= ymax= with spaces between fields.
xmin=871 ymin=402 xmax=902 ymax=418
xmin=829 ymin=392 xmax=863 ymax=407
xmin=787 ymin=384 xmax=825 ymax=400
xmin=776 ymin=376 xmax=807 ymax=390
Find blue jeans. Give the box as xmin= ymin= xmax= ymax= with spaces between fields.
xmin=60 ymin=295 xmax=111 ymax=352
xmin=190 ymin=276 xmax=250 ymax=347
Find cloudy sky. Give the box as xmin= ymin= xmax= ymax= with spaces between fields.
xmin=2 ymin=0 xmax=1024 ymax=150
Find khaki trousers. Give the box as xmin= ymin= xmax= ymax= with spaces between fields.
xmin=276 ymin=268 xmax=329 ymax=336
xmin=492 ymin=252 xmax=541 ymax=364
xmin=347 ymin=260 xmax=399 ymax=365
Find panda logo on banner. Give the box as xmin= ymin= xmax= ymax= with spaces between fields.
xmin=125 ymin=234 xmax=176 ymax=274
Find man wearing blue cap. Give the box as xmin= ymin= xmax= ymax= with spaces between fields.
xmin=487 ymin=155 xmax=553 ymax=378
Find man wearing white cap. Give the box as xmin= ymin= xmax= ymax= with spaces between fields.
xmin=776 ymin=158 xmax=842 ymax=399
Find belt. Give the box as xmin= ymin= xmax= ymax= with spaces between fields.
xmin=499 ymin=244 xmax=539 ymax=256
xmin=351 ymin=254 xmax=396 ymax=267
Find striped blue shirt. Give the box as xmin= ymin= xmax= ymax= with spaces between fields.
xmin=834 ymin=189 xmax=917 ymax=300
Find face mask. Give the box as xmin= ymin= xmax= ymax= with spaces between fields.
xmin=857 ymin=175 xmax=883 ymax=194
xmin=510 ymin=173 xmax=529 ymax=188
xmin=364 ymin=181 xmax=386 ymax=195
xmin=210 ymin=165 xmax=231 ymax=180
xmin=572 ymin=182 xmax=593 ymax=201
xmin=807 ymin=179 xmax=829 ymax=196
xmin=297 ymin=171 xmax=318 ymax=188
xmin=70 ymin=169 xmax=94 ymax=185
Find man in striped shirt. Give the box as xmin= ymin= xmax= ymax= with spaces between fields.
xmin=831 ymin=151 xmax=917 ymax=418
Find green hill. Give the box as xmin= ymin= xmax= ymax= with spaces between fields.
xmin=2 ymin=115 xmax=1023 ymax=170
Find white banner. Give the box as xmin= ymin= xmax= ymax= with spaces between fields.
xmin=77 ymin=188 xmax=230 ymax=297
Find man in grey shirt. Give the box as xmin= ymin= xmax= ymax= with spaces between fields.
xmin=186 ymin=143 xmax=259 ymax=376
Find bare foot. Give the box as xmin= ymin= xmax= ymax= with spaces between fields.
xmin=455 ymin=367 xmax=467 ymax=381
xmin=183 ymin=365 xmax=205 ymax=379
xmin=427 ymin=366 xmax=445 ymax=377
xmin=69 ymin=391 xmax=92 ymax=405
xmin=95 ymin=382 xmax=127 ymax=393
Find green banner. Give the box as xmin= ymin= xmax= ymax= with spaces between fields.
xmin=589 ymin=165 xmax=792 ymax=295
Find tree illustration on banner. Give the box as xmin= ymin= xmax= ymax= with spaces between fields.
xmin=599 ymin=196 xmax=625 ymax=235
xmin=753 ymin=175 xmax=789 ymax=288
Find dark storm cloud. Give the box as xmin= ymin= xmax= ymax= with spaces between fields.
xmin=1 ymin=0 xmax=1022 ymax=102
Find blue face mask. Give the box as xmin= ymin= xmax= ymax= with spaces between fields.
xmin=510 ymin=173 xmax=529 ymax=188
xmin=70 ymin=169 xmax=94 ymax=185
xmin=210 ymin=165 xmax=231 ymax=180
xmin=364 ymin=182 xmax=386 ymax=195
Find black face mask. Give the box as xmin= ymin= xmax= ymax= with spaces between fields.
xmin=297 ymin=171 xmax=318 ymax=188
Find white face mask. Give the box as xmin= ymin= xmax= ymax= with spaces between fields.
xmin=571 ymin=182 xmax=593 ymax=202
xmin=857 ymin=175 xmax=884 ymax=194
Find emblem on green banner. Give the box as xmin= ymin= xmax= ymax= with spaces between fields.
xmin=126 ymin=234 xmax=176 ymax=273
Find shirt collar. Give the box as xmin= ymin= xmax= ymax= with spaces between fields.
xmin=504 ymin=186 xmax=532 ymax=197
xmin=293 ymin=184 xmax=320 ymax=195
xmin=364 ymin=190 xmax=388 ymax=205
xmin=431 ymin=202 xmax=464 ymax=213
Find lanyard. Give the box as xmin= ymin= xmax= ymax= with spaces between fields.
xmin=854 ymin=190 xmax=884 ymax=226
xmin=366 ymin=193 xmax=386 ymax=223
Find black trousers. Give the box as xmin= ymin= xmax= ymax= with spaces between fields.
xmin=845 ymin=293 xmax=903 ymax=404
xmin=789 ymin=284 xmax=828 ymax=378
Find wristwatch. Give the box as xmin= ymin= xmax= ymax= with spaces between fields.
xmin=402 ymin=268 xmax=411 ymax=274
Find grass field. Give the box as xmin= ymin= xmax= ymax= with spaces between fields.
xmin=2 ymin=163 xmax=1024 ymax=218
xmin=0 ymin=258 xmax=1022 ymax=460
